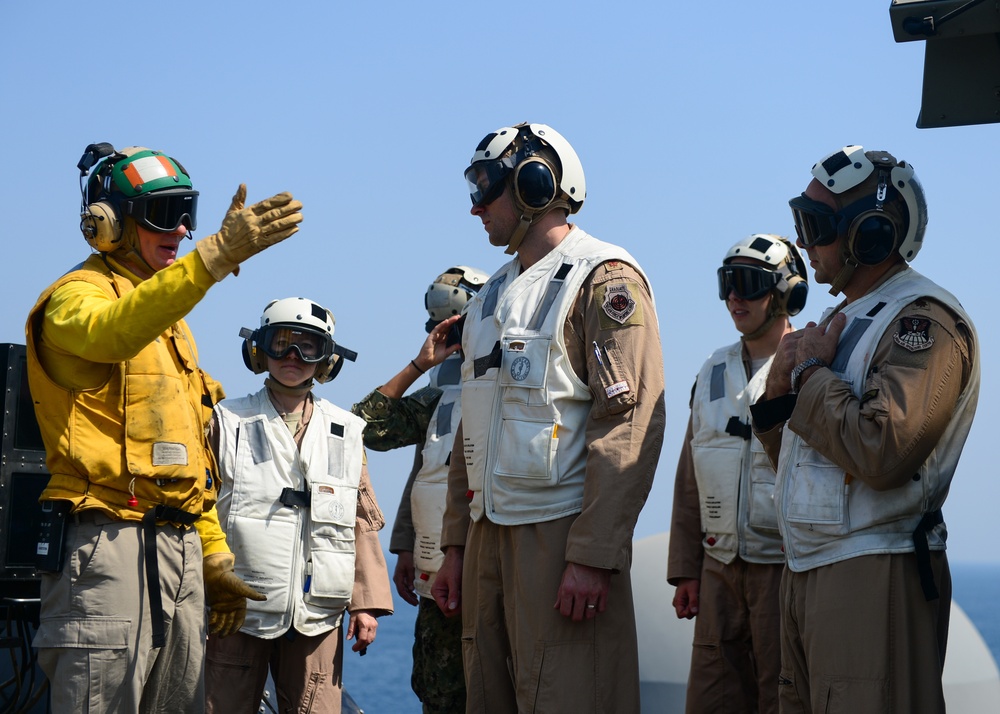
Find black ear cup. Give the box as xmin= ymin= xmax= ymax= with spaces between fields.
xmin=784 ymin=279 xmax=808 ymax=316
xmin=849 ymin=212 xmax=899 ymax=266
xmin=514 ymin=159 xmax=557 ymax=209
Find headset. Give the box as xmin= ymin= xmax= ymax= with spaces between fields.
xmin=76 ymin=143 xmax=198 ymax=254
xmin=78 ymin=143 xmax=126 ymax=253
xmin=782 ymin=238 xmax=810 ymax=314
xmin=842 ymin=174 xmax=906 ymax=266
xmin=797 ymin=146 xmax=925 ymax=267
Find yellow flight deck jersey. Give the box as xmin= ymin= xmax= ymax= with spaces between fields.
xmin=26 ymin=250 xmax=229 ymax=555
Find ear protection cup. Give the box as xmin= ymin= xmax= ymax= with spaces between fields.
xmin=513 ymin=158 xmax=557 ymax=210
xmin=781 ymin=237 xmax=809 ymax=316
xmin=846 ymin=211 xmax=900 ymax=266
xmin=241 ymin=332 xmax=268 ymax=374
xmin=80 ymin=201 xmax=123 ymax=253
xmin=315 ymin=354 xmax=341 ymax=383
xmin=784 ymin=275 xmax=809 ymax=316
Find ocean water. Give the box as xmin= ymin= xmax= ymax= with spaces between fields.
xmin=343 ymin=560 xmax=1000 ymax=713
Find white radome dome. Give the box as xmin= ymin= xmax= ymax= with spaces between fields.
xmin=632 ymin=532 xmax=1000 ymax=712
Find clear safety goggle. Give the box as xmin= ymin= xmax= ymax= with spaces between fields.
xmin=465 ymin=157 xmax=516 ymax=208
xmin=259 ymin=326 xmax=332 ymax=363
xmin=124 ymin=191 xmax=199 ymax=233
xmin=717 ymin=264 xmax=779 ymax=301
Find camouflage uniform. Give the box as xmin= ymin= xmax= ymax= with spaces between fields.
xmin=353 ymin=383 xmax=467 ymax=713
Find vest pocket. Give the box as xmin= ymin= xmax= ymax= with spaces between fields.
xmin=495 ymin=417 xmax=559 ymax=484
xmin=784 ymin=462 xmax=850 ymax=534
xmin=748 ymin=451 xmax=779 ymax=532
xmin=306 ymin=481 xmax=357 ymax=602
xmin=500 ymin=335 xmax=550 ymax=405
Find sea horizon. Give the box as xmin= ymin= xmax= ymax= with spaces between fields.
xmin=343 ymin=558 xmax=1000 ymax=713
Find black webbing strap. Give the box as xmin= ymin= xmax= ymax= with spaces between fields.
xmin=912 ymin=508 xmax=944 ymax=601
xmin=141 ymin=505 xmax=200 ymax=648
xmin=725 ymin=416 xmax=753 ymax=440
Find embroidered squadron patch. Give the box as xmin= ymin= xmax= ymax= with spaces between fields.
xmin=510 ymin=356 xmax=530 ymax=381
xmin=602 ymin=284 xmax=637 ymax=324
xmin=893 ymin=317 xmax=935 ymax=352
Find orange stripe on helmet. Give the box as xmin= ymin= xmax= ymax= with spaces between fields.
xmin=121 ymin=155 xmax=178 ymax=189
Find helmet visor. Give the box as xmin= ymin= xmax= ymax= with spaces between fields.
xmin=465 ymin=158 xmax=514 ymax=208
xmin=717 ymin=265 xmax=779 ymax=301
xmin=125 ymin=191 xmax=199 ymax=232
xmin=789 ymin=194 xmax=839 ymax=248
xmin=259 ymin=326 xmax=332 ymax=363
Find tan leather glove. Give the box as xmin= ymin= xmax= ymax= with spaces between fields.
xmin=195 ymin=184 xmax=303 ymax=281
xmin=203 ymin=552 xmax=267 ymax=637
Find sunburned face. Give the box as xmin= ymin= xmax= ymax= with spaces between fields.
xmin=135 ymin=223 xmax=187 ymax=273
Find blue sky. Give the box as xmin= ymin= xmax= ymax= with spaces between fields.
xmin=2 ymin=2 xmax=998 ymax=562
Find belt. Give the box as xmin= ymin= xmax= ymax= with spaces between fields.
xmin=912 ymin=508 xmax=944 ymax=601
xmin=141 ymin=505 xmax=199 ymax=648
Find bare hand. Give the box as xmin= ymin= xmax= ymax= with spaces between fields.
xmin=554 ymin=562 xmax=612 ymax=621
xmin=672 ymin=578 xmax=700 ymax=620
xmin=431 ymin=546 xmax=464 ymax=617
xmin=347 ymin=610 xmax=379 ymax=653
xmin=794 ymin=313 xmax=847 ymax=366
xmin=393 ymin=551 xmax=419 ymax=606
xmin=413 ymin=315 xmax=463 ymax=372
xmin=765 ymin=329 xmax=804 ymax=398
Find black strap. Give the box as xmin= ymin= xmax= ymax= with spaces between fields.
xmin=141 ymin=505 xmax=200 ymax=649
xmin=279 ymin=488 xmax=311 ymax=508
xmin=912 ymin=509 xmax=944 ymax=601
xmin=725 ymin=416 xmax=752 ymax=440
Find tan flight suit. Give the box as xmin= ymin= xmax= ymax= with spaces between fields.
xmin=442 ymin=260 xmax=666 ymax=713
xmin=753 ymin=289 xmax=977 ymax=714
xmin=669 ymin=392 xmax=782 ymax=713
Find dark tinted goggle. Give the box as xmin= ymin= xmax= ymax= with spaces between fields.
xmin=125 ymin=191 xmax=199 ymax=233
xmin=259 ymin=326 xmax=332 ymax=363
xmin=788 ymin=193 xmax=842 ymax=248
xmin=717 ymin=264 xmax=779 ymax=301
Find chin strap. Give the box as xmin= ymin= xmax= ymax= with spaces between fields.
xmin=828 ymin=256 xmax=859 ymax=297
xmin=264 ymin=375 xmax=314 ymax=398
xmin=504 ymin=215 xmax=533 ymax=256
xmin=743 ymin=310 xmax=779 ymax=342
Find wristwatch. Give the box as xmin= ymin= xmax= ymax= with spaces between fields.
xmin=790 ymin=357 xmax=828 ymax=394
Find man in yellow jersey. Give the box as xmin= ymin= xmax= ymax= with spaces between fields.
xmin=25 ymin=143 xmax=302 ymax=712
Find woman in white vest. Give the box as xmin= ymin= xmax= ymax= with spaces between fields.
xmin=205 ymin=297 xmax=394 ymax=714
xmin=668 ymin=233 xmax=808 ymax=714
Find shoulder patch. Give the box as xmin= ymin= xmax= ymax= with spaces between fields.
xmin=893 ymin=317 xmax=935 ymax=352
xmin=603 ymin=260 xmax=623 ymax=273
xmin=596 ymin=281 xmax=644 ymax=328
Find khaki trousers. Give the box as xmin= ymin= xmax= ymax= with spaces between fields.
xmin=205 ymin=626 xmax=345 ymax=714
xmin=462 ymin=516 xmax=640 ymax=714
xmin=34 ymin=512 xmax=206 ymax=714
xmin=685 ymin=556 xmax=782 ymax=714
xmin=779 ymin=552 xmax=951 ymax=714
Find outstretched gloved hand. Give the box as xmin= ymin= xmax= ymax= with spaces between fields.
xmin=203 ymin=552 xmax=267 ymax=637
xmin=195 ymin=184 xmax=303 ymax=281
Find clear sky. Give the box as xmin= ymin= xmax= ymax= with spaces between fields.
xmin=2 ymin=2 xmax=997 ymax=563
